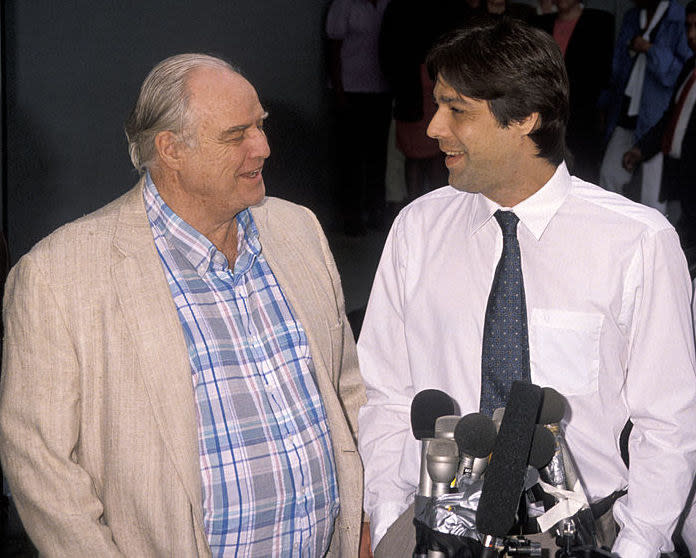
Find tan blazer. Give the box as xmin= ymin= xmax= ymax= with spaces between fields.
xmin=0 ymin=180 xmax=366 ymax=557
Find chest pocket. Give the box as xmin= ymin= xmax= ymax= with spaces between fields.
xmin=529 ymin=309 xmax=604 ymax=396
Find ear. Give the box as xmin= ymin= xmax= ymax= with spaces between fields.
xmin=516 ymin=112 xmax=541 ymax=137
xmin=154 ymin=130 xmax=187 ymax=171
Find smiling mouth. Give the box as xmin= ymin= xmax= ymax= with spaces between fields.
xmin=241 ymin=167 xmax=263 ymax=179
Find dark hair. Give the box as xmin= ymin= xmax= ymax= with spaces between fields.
xmin=687 ymin=1 xmax=696 ymax=15
xmin=426 ymin=17 xmax=569 ymax=166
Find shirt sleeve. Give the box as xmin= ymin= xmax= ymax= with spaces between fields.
xmin=612 ymin=227 xmax=696 ymax=557
xmin=357 ymin=215 xmax=419 ymax=549
xmin=325 ymin=0 xmax=350 ymax=40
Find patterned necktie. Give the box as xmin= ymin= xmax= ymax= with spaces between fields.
xmin=480 ymin=210 xmax=531 ymax=417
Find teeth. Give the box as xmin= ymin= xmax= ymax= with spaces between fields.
xmin=445 ymin=151 xmax=464 ymax=156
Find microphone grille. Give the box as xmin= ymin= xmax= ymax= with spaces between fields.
xmin=411 ymin=389 xmax=456 ymax=440
xmin=454 ymin=413 xmax=497 ymax=458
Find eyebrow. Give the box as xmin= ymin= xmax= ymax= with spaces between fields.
xmin=220 ymin=111 xmax=269 ymax=137
xmin=435 ymin=94 xmax=472 ymax=106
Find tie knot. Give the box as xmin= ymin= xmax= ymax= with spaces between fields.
xmin=494 ymin=210 xmax=519 ymax=237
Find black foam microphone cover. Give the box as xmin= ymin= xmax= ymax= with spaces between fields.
xmin=454 ymin=412 xmax=497 ymax=458
xmin=529 ymin=424 xmax=556 ymax=469
xmin=411 ymin=389 xmax=456 ymax=440
xmin=476 ymin=381 xmax=543 ymax=537
xmin=537 ymin=386 xmax=566 ymax=425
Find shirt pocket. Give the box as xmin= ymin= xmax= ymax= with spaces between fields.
xmin=529 ymin=309 xmax=603 ymax=396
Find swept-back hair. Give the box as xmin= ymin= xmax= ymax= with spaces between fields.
xmin=124 ymin=53 xmax=237 ymax=174
xmin=426 ymin=17 xmax=569 ymax=166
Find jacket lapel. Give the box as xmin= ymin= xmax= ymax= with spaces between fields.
xmin=110 ymin=183 xmax=204 ymax=525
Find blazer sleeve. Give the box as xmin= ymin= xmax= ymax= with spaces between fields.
xmin=308 ymin=206 xmax=365 ymax=438
xmin=0 ymin=254 xmax=123 ymax=557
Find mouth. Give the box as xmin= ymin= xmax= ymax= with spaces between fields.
xmin=442 ymin=149 xmax=466 ymax=167
xmin=240 ymin=166 xmax=264 ymax=180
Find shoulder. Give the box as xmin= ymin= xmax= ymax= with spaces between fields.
xmin=568 ymin=177 xmax=672 ymax=233
xmin=14 ymin=185 xmax=139 ymax=280
xmin=251 ymin=196 xmax=327 ymax=251
xmin=252 ymin=196 xmax=318 ymax=227
xmin=401 ymin=186 xmax=470 ymax=217
xmin=665 ymin=0 xmax=686 ymax=22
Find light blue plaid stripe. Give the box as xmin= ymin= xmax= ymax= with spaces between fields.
xmin=144 ymin=177 xmax=339 ymax=557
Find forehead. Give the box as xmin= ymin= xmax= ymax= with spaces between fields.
xmin=433 ymin=76 xmax=486 ymax=108
xmin=187 ymin=66 xmax=262 ymax=126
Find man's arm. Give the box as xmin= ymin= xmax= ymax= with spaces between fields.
xmin=645 ymin=14 xmax=691 ymax=89
xmin=0 ymin=254 xmax=122 ymax=557
xmin=612 ymin=228 xmax=696 ymax=557
xmin=357 ymin=217 xmax=418 ymax=549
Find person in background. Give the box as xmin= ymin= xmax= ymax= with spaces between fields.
xmin=358 ymin=17 xmax=696 ymax=557
xmin=0 ymin=53 xmax=365 ymax=557
xmin=535 ymin=0 xmax=614 ymax=182
xmin=379 ymin=0 xmax=469 ymax=202
xmin=326 ymin=0 xmax=392 ymax=235
xmin=622 ymin=0 xmax=696 ymax=249
xmin=599 ymin=0 xmax=691 ymax=215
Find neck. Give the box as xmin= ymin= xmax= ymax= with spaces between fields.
xmin=150 ymin=168 xmax=239 ymax=263
xmin=488 ymin=159 xmax=557 ymax=208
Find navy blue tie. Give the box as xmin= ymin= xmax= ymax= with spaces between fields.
xmin=480 ymin=210 xmax=531 ymax=417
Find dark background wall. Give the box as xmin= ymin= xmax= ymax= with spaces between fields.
xmin=4 ymin=0 xmax=340 ymax=263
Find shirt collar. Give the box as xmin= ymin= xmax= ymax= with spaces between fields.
xmin=143 ymin=172 xmax=261 ymax=277
xmin=469 ymin=161 xmax=572 ymax=240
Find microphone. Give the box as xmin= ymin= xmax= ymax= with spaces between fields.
xmin=453 ymin=413 xmax=497 ymax=485
xmin=411 ymin=390 xmax=456 ymax=499
xmin=411 ymin=390 xmax=456 ymax=558
xmin=412 ymin=390 xmax=457 ymax=439
xmin=426 ymin=438 xmax=459 ymax=497
xmin=537 ymin=388 xmax=577 ymax=491
xmin=476 ymin=381 xmax=543 ymax=557
xmin=538 ymin=386 xmax=565 ymax=425
xmin=434 ymin=415 xmax=460 ymax=440
xmin=529 ymin=424 xmax=555 ymax=470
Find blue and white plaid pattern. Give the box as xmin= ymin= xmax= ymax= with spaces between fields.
xmin=144 ymin=178 xmax=339 ymax=557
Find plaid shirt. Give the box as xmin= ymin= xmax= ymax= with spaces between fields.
xmin=144 ymin=177 xmax=339 ymax=557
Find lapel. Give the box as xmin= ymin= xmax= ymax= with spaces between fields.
xmin=250 ymin=201 xmax=333 ymax=380
xmin=109 ymin=180 xmax=204 ymax=522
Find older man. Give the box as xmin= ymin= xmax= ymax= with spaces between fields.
xmin=358 ymin=18 xmax=696 ymax=558
xmin=0 ymin=54 xmax=365 ymax=557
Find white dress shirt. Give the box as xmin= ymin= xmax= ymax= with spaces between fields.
xmin=357 ymin=163 xmax=696 ymax=557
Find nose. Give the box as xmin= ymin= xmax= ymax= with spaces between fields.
xmin=426 ymin=106 xmax=446 ymax=140
xmin=250 ymin=127 xmax=271 ymax=159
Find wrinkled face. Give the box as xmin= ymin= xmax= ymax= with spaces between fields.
xmin=426 ymin=75 xmax=531 ymax=205
xmin=177 ymin=67 xmax=270 ymax=220
xmin=687 ymin=13 xmax=696 ymax=53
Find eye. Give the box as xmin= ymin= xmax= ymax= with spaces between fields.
xmin=228 ymin=131 xmax=245 ymax=142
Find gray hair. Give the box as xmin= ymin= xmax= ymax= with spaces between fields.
xmin=124 ymin=53 xmax=237 ymax=174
